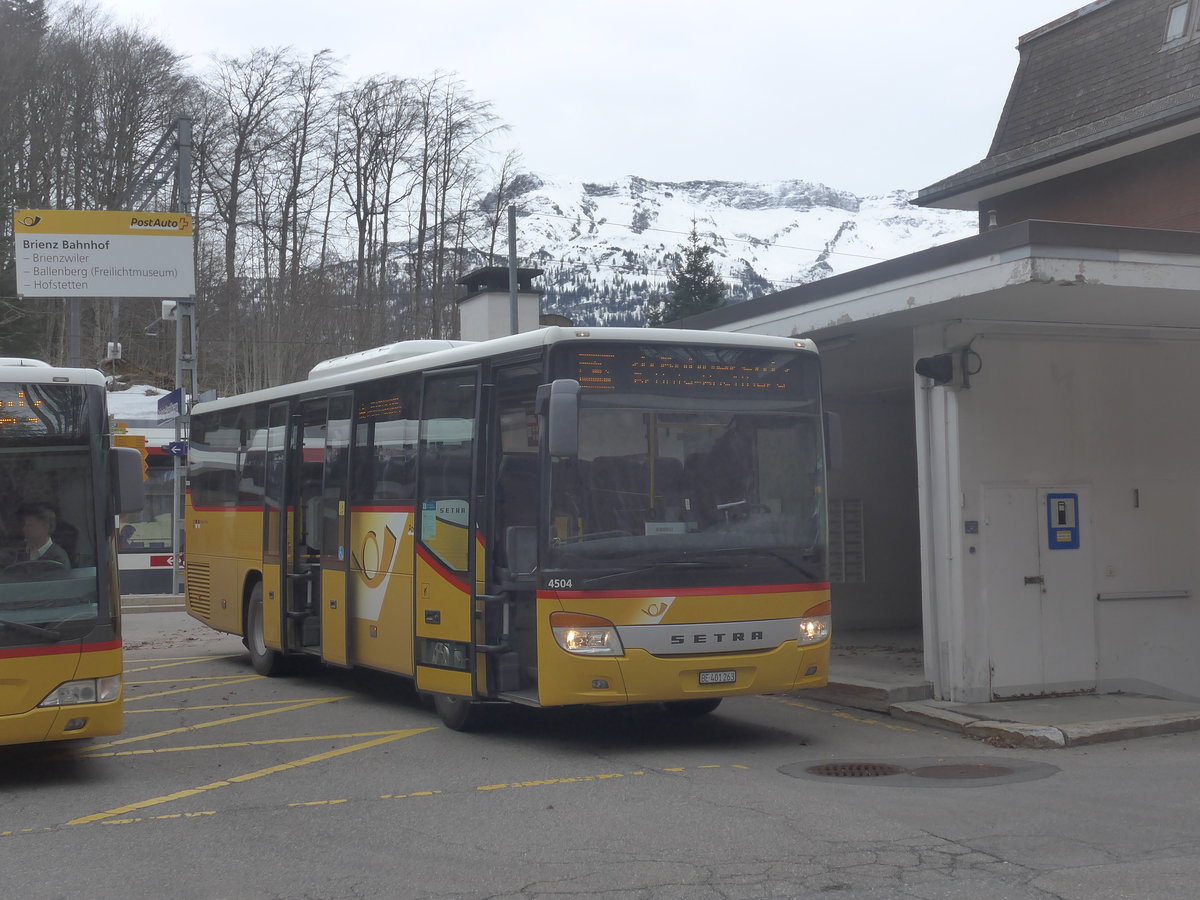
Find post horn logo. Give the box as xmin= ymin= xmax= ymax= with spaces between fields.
xmin=17 ymin=214 xmax=43 ymax=228
xmin=641 ymin=601 xmax=671 ymax=618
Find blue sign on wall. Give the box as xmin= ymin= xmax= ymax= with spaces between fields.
xmin=1046 ymin=492 xmax=1080 ymax=550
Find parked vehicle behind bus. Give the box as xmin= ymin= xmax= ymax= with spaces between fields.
xmin=184 ymin=328 xmax=833 ymax=730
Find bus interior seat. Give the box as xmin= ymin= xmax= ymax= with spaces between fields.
xmin=589 ymin=456 xmax=647 ymax=533
xmin=652 ymin=456 xmax=685 ymax=519
xmin=495 ymin=454 xmax=539 ymax=578
xmin=497 ymin=454 xmax=538 ymax=527
xmin=53 ymin=519 xmax=80 ymax=567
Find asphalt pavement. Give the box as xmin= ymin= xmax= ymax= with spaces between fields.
xmin=122 ymin=595 xmax=1200 ymax=750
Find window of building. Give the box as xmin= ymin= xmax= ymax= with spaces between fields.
xmin=1165 ymin=1 xmax=1190 ymax=44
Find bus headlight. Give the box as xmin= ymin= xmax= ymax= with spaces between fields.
xmin=550 ymin=612 xmax=624 ymax=656
xmin=798 ymin=600 xmax=832 ymax=646
xmin=39 ymin=675 xmax=121 ymax=707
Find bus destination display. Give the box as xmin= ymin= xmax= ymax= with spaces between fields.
xmin=565 ymin=345 xmax=809 ymax=396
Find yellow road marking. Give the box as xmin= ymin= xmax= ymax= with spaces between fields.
xmin=380 ymin=790 xmax=441 ymax=800
xmin=125 ymin=675 xmax=262 ymax=701
xmin=126 ymin=674 xmax=263 ymax=685
xmin=124 ymin=655 xmax=237 ymax=663
xmin=477 ymin=767 xmax=748 ymax=792
xmin=81 ymin=697 xmax=347 ymax=753
xmin=82 ymin=731 xmax=409 ymax=758
xmin=123 ymin=656 xmax=241 ymax=674
xmin=125 ymin=698 xmax=336 ymax=714
xmin=100 ymin=811 xmax=217 ymax=826
xmin=766 ymin=694 xmax=917 ymax=732
xmin=289 ymin=799 xmax=348 ymax=807
xmin=66 ymin=729 xmax=432 ymax=826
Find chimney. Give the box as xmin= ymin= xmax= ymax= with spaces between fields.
xmin=455 ymin=266 xmax=544 ymax=341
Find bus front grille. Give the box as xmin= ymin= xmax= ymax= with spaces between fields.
xmin=186 ymin=562 xmax=212 ymax=619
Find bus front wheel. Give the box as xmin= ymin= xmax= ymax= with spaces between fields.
xmin=664 ymin=698 xmax=722 ymax=717
xmin=433 ymin=693 xmax=481 ymax=731
xmin=246 ymin=582 xmax=287 ymax=677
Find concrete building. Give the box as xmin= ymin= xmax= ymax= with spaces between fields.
xmin=681 ymin=0 xmax=1200 ymax=703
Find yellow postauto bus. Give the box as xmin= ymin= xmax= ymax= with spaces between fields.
xmin=0 ymin=359 xmax=144 ymax=746
xmin=184 ymin=328 xmax=833 ymax=730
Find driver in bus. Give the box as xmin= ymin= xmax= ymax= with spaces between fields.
xmin=9 ymin=504 xmax=71 ymax=568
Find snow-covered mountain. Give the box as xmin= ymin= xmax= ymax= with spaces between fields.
xmin=504 ymin=175 xmax=977 ymax=325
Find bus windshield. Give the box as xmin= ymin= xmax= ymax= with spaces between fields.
xmin=547 ymin=344 xmax=825 ymax=588
xmin=0 ymin=435 xmax=102 ymax=648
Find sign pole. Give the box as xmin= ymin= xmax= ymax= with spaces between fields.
xmin=172 ymin=117 xmax=195 ymax=596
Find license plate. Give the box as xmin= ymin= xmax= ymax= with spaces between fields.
xmin=699 ymin=670 xmax=736 ymax=685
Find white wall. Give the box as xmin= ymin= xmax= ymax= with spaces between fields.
xmin=952 ymin=333 xmax=1200 ymax=700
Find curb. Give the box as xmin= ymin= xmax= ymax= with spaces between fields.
xmin=890 ymin=700 xmax=1200 ymax=748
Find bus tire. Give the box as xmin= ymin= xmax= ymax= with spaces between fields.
xmin=433 ymin=693 xmax=481 ymax=731
xmin=664 ymin=698 xmax=722 ymax=717
xmin=246 ymin=582 xmax=287 ymax=677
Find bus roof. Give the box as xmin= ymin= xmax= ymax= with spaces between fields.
xmin=0 ymin=363 xmax=107 ymax=388
xmin=192 ymin=326 xmax=818 ymax=417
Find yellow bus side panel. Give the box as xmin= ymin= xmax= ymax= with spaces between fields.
xmin=185 ymin=502 xmax=264 ymax=637
xmin=413 ymin=555 xmax=472 ymax=642
xmin=348 ymin=509 xmax=415 ymax=674
xmin=415 ymin=665 xmax=471 ymax=697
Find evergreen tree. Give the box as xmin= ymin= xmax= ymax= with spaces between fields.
xmin=647 ymin=224 xmax=726 ymax=326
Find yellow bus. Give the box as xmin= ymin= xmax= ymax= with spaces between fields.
xmin=184 ymin=328 xmax=833 ymax=729
xmin=0 ymin=359 xmax=144 ymax=746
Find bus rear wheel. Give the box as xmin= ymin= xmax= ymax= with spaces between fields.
xmin=246 ymin=582 xmax=287 ymax=677
xmin=433 ymin=693 xmax=482 ymax=731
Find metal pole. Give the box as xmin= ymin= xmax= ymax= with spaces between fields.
xmin=172 ymin=116 xmax=195 ymax=595
xmin=67 ymin=298 xmax=81 ymax=366
xmin=507 ymin=204 xmax=518 ymax=335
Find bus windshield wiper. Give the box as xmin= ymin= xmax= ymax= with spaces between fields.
xmin=701 ymin=547 xmax=820 ymax=582
xmin=581 ymin=559 xmax=744 ymax=587
xmin=0 ymin=617 xmax=62 ymax=642
xmin=745 ymin=548 xmax=819 ymax=581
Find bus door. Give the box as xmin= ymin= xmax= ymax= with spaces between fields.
xmin=262 ymin=401 xmax=290 ymax=654
xmin=318 ymin=393 xmax=353 ymax=667
xmin=265 ymin=398 xmax=333 ymax=656
xmin=414 ymin=367 xmax=481 ymax=700
xmin=287 ymin=398 xmax=334 ymax=654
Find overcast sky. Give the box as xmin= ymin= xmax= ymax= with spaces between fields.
xmin=98 ymin=0 xmax=1075 ymax=196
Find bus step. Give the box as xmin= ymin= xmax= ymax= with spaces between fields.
xmin=496 ymin=688 xmax=540 ymax=707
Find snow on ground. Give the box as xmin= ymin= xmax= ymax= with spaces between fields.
xmin=106 ymin=384 xmax=170 ymax=422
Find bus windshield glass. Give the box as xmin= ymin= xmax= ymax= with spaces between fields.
xmin=547 ymin=343 xmax=825 ymax=588
xmin=0 ymin=383 xmax=101 ymax=647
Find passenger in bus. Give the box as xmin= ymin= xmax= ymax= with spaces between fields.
xmin=11 ymin=504 xmax=71 ymax=568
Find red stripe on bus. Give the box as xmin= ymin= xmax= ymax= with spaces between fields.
xmin=542 ymin=582 xmax=831 ymax=600
xmin=0 ymin=638 xmax=121 ymax=660
xmin=415 ymin=543 xmax=470 ymax=594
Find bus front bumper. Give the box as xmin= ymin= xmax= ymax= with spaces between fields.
xmin=534 ymin=640 xmax=829 ymax=708
xmin=1 ymin=698 xmax=123 ymax=747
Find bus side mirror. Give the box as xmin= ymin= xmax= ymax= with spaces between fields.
xmin=824 ymin=410 xmax=843 ymax=470
xmin=536 ymin=379 xmax=580 ymax=458
xmin=112 ymin=446 xmax=146 ymax=515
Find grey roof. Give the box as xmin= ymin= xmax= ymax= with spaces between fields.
xmin=918 ymin=0 xmax=1200 ymax=206
xmin=672 ymin=219 xmax=1200 ymax=332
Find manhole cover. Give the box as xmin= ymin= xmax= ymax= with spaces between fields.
xmin=782 ymin=757 xmax=1058 ymax=788
xmin=805 ymin=762 xmax=908 ymax=778
xmin=909 ymin=763 xmax=1014 ymax=780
